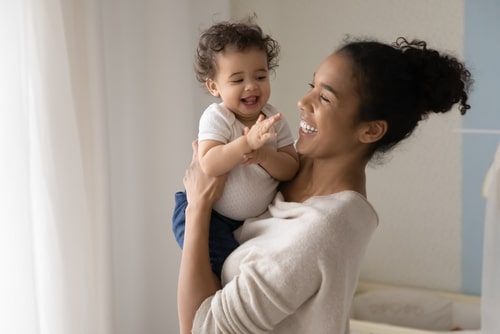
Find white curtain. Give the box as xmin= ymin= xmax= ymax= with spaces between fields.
xmin=482 ymin=141 xmax=500 ymax=333
xmin=1 ymin=0 xmax=232 ymax=332
xmin=0 ymin=0 xmax=111 ymax=333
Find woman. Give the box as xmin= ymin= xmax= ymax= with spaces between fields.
xmin=177 ymin=37 xmax=472 ymax=333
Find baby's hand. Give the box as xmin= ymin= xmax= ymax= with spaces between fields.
xmin=244 ymin=113 xmax=281 ymax=150
xmin=241 ymin=148 xmax=267 ymax=166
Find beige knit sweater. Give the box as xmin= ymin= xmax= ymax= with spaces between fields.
xmin=193 ymin=191 xmax=378 ymax=334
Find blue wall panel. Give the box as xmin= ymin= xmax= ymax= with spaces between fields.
xmin=463 ymin=0 xmax=500 ymax=295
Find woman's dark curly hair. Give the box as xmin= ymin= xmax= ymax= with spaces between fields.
xmin=194 ymin=18 xmax=280 ymax=83
xmin=337 ymin=37 xmax=473 ymax=158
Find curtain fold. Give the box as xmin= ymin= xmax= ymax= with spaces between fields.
xmin=1 ymin=0 xmax=112 ymax=333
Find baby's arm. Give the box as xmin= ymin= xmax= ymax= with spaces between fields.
xmin=198 ymin=114 xmax=281 ymax=177
xmin=241 ymin=113 xmax=299 ymax=181
xmin=242 ymin=144 xmax=299 ymax=181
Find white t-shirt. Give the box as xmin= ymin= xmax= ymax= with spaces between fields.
xmin=193 ymin=191 xmax=379 ymax=333
xmin=198 ymin=102 xmax=295 ymax=220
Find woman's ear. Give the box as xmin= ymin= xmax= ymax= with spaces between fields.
xmin=205 ymin=79 xmax=220 ymax=97
xmin=359 ymin=120 xmax=387 ymax=143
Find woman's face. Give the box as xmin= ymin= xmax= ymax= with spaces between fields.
xmin=295 ymin=52 xmax=364 ymax=159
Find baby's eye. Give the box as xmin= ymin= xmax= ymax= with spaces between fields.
xmin=231 ymin=79 xmax=243 ymax=83
xmin=257 ymin=76 xmax=267 ymax=81
xmin=308 ymin=83 xmax=315 ymax=89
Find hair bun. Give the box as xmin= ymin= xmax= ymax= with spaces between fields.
xmin=393 ymin=37 xmax=472 ymax=115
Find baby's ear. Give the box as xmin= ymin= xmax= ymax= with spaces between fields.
xmin=205 ymin=79 xmax=220 ymax=97
xmin=359 ymin=120 xmax=387 ymax=143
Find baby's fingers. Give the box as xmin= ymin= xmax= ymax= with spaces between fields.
xmin=256 ymin=113 xmax=282 ymax=131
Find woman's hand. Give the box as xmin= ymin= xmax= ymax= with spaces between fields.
xmin=178 ymin=140 xmax=225 ymax=334
xmin=184 ymin=140 xmax=227 ymax=210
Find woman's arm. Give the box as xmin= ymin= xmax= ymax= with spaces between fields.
xmin=177 ymin=141 xmax=227 ymax=334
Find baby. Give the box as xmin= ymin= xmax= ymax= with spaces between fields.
xmin=172 ymin=19 xmax=298 ymax=278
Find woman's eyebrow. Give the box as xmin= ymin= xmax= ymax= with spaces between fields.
xmin=320 ymin=82 xmax=338 ymax=97
xmin=313 ymin=72 xmax=338 ymax=97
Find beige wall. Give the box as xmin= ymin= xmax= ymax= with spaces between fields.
xmin=231 ymin=0 xmax=464 ymax=292
xmin=103 ymin=1 xmax=230 ymax=333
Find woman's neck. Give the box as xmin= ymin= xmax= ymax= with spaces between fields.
xmin=280 ymin=155 xmax=367 ymax=202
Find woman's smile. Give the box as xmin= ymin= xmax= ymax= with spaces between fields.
xmin=299 ymin=120 xmax=318 ymax=134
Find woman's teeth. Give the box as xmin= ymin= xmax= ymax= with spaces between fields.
xmin=300 ymin=120 xmax=318 ymax=134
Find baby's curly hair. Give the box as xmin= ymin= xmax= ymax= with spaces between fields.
xmin=194 ymin=18 xmax=280 ymax=83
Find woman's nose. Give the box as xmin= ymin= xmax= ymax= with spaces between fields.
xmin=297 ymin=99 xmax=303 ymax=110
xmin=297 ymin=93 xmax=309 ymax=111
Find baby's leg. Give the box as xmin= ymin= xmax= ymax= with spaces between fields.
xmin=208 ymin=212 xmax=243 ymax=278
xmin=172 ymin=191 xmax=188 ymax=248
xmin=171 ymin=191 xmax=243 ymax=279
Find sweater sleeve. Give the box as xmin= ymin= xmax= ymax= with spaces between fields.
xmin=192 ymin=248 xmax=321 ymax=333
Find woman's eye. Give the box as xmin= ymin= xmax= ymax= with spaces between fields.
xmin=308 ymin=83 xmax=330 ymax=102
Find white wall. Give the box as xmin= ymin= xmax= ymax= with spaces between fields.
xmin=141 ymin=1 xmax=229 ymax=333
xmin=232 ymin=0 xmax=464 ymax=292
xmin=102 ymin=1 xmax=147 ymax=333
xmin=103 ymin=1 xmax=228 ymax=333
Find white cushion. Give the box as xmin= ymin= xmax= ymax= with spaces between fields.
xmin=351 ymin=288 xmax=453 ymax=331
xmin=451 ymin=300 xmax=481 ymax=330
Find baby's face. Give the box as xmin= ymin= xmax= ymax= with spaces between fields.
xmin=206 ymin=47 xmax=271 ymax=126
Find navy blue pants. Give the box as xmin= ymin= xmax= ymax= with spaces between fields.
xmin=172 ymin=191 xmax=243 ymax=278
